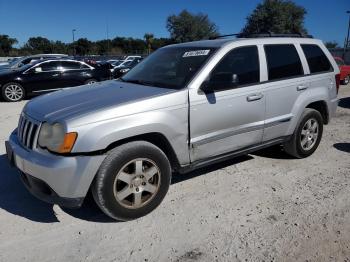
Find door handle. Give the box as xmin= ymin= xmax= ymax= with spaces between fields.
xmin=52 ymin=73 xmax=60 ymax=77
xmin=297 ymin=85 xmax=308 ymax=91
xmin=246 ymin=93 xmax=263 ymax=102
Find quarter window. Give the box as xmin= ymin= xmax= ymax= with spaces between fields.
xmin=211 ymin=46 xmax=260 ymax=88
xmin=264 ymin=44 xmax=303 ymax=80
xmin=301 ymin=44 xmax=333 ymax=73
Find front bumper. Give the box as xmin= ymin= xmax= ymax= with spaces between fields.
xmin=6 ymin=131 xmax=106 ymax=208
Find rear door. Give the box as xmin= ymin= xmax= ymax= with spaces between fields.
xmin=261 ymin=44 xmax=307 ymax=141
xmin=59 ymin=61 xmax=93 ymax=87
xmin=189 ymin=45 xmax=265 ymax=162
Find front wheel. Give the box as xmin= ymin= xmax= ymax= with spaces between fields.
xmin=2 ymin=82 xmax=25 ymax=102
xmin=283 ymin=108 xmax=323 ymax=158
xmin=92 ymin=141 xmax=171 ymax=221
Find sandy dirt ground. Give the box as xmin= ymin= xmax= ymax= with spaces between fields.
xmin=0 ymin=85 xmax=349 ymax=262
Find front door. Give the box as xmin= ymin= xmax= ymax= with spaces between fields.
xmin=189 ymin=46 xmax=265 ymax=162
xmin=24 ymin=61 xmax=62 ymax=93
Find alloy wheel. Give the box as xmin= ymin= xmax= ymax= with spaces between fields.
xmin=4 ymin=84 xmax=23 ymax=101
xmin=300 ymin=118 xmax=319 ymax=151
xmin=113 ymin=158 xmax=161 ymax=209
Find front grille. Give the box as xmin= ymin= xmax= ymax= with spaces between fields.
xmin=17 ymin=114 xmax=40 ymax=150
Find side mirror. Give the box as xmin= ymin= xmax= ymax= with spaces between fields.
xmin=201 ymin=73 xmax=239 ymax=92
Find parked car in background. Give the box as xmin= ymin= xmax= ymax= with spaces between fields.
xmin=0 ymin=57 xmax=21 ymax=66
xmin=110 ymin=55 xmax=143 ymax=69
xmin=334 ymin=57 xmax=350 ymax=85
xmin=113 ymin=58 xmax=143 ymax=78
xmin=0 ymin=54 xmax=68 ymax=71
xmin=0 ymin=59 xmax=112 ymax=102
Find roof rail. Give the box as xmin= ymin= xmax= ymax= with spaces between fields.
xmin=209 ymin=33 xmax=240 ymax=40
xmin=210 ymin=32 xmax=313 ymax=40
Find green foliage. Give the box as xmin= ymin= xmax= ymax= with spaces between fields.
xmin=0 ymin=35 xmax=18 ymax=56
xmin=25 ymin=37 xmax=52 ymax=53
xmin=0 ymin=34 xmax=175 ymax=56
xmin=166 ymin=10 xmax=219 ymax=43
xmin=324 ymin=41 xmax=339 ymax=49
xmin=242 ymin=0 xmax=307 ymax=35
xmin=74 ymin=38 xmax=92 ymax=55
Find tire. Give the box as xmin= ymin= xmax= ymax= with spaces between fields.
xmin=85 ymin=78 xmax=97 ymax=85
xmin=2 ymin=82 xmax=25 ymax=102
xmin=342 ymin=75 xmax=349 ymax=85
xmin=92 ymin=141 xmax=171 ymax=221
xmin=283 ymin=108 xmax=323 ymax=158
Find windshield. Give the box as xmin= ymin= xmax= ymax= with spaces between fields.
xmin=121 ymin=46 xmax=216 ymax=89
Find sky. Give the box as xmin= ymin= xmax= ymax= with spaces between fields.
xmin=0 ymin=0 xmax=349 ymax=47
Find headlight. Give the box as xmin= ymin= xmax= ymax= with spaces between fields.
xmin=120 ymin=68 xmax=130 ymax=73
xmin=38 ymin=122 xmax=77 ymax=153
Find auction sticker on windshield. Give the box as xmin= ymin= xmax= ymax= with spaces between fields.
xmin=183 ymin=50 xmax=210 ymax=57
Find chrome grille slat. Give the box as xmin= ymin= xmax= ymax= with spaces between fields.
xmin=26 ymin=123 xmax=34 ymax=147
xmin=17 ymin=114 xmax=41 ymax=150
xmin=18 ymin=116 xmax=24 ymax=139
xmin=22 ymin=119 xmax=28 ymax=142
xmin=22 ymin=120 xmax=29 ymax=144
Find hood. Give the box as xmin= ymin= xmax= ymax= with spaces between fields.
xmin=0 ymin=68 xmax=13 ymax=74
xmin=24 ymin=80 xmax=176 ymax=122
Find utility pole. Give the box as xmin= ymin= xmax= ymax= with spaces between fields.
xmin=343 ymin=11 xmax=350 ymax=59
xmin=106 ymin=19 xmax=110 ymax=56
xmin=72 ymin=29 xmax=76 ymax=56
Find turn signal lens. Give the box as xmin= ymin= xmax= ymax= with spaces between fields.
xmin=58 ymin=132 xmax=78 ymax=153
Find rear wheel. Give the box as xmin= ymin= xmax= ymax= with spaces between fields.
xmin=2 ymin=82 xmax=25 ymax=102
xmin=85 ymin=78 xmax=97 ymax=85
xmin=92 ymin=141 xmax=171 ymax=221
xmin=283 ymin=108 xmax=323 ymax=158
xmin=342 ymin=75 xmax=349 ymax=85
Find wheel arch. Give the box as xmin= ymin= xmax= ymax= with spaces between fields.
xmin=103 ymin=132 xmax=182 ymax=172
xmin=305 ymin=100 xmax=329 ymax=124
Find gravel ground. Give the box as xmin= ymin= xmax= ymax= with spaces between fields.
xmin=0 ymin=85 xmax=349 ymax=262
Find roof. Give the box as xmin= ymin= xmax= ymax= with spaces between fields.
xmin=164 ymin=37 xmax=322 ymax=49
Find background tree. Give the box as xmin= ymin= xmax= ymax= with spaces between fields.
xmin=166 ymin=10 xmax=219 ymax=43
xmin=241 ymin=0 xmax=307 ymax=35
xmin=144 ymin=33 xmax=154 ymax=54
xmin=324 ymin=41 xmax=339 ymax=49
xmin=75 ymin=38 xmax=92 ymax=55
xmin=25 ymin=37 xmax=53 ymax=53
xmin=151 ymin=37 xmax=174 ymax=50
xmin=0 ymin=35 xmax=18 ymax=56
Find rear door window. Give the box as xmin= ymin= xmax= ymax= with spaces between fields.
xmin=60 ymin=61 xmax=82 ymax=70
xmin=301 ymin=44 xmax=333 ymax=73
xmin=264 ymin=44 xmax=303 ymax=81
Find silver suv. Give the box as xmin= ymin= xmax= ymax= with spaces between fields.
xmin=5 ymin=35 xmax=339 ymax=221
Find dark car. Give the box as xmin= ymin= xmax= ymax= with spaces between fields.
xmin=0 ymin=59 xmax=112 ymax=102
xmin=113 ymin=58 xmax=143 ymax=79
xmin=0 ymin=54 xmax=68 ymax=71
